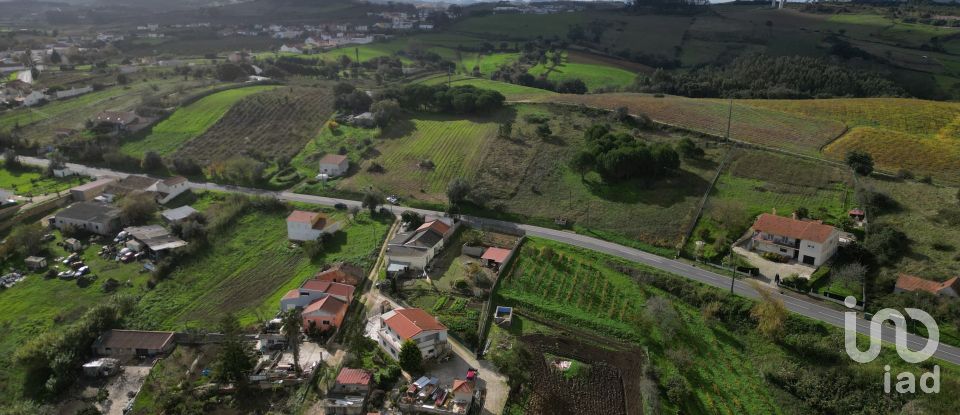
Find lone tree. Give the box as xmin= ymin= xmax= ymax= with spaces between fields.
xmin=750 ymin=282 xmax=787 ymax=340
xmin=281 ymin=309 xmax=303 ymax=376
xmin=497 ymin=121 xmax=513 ymax=138
xmin=675 ymin=138 xmax=704 ymax=159
xmin=3 ymin=148 xmax=20 ymax=169
xmin=141 ymin=151 xmax=163 ymax=171
xmin=535 ymin=124 xmax=552 ymax=140
xmin=846 ymin=150 xmax=874 ymax=176
xmin=398 ymin=339 xmax=423 ymax=374
xmin=446 ymin=177 xmax=471 ymax=207
xmin=401 ymin=210 xmax=424 ymax=229
xmin=119 ymin=192 xmax=158 ymax=225
xmin=214 ymin=314 xmax=255 ymax=386
xmin=362 ymin=189 xmax=385 ymax=214
xmin=569 ymin=151 xmax=595 ymax=181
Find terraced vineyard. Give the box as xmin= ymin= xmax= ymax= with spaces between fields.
xmin=339 ymin=115 xmax=498 ymax=202
xmin=497 ymin=238 xmax=782 ymax=414
xmin=174 ymin=86 xmax=333 ymax=163
xmin=536 ymin=93 xmax=847 ymax=156
xmin=121 ymin=85 xmax=279 ymax=157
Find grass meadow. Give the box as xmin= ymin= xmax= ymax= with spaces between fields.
xmin=121 ymin=85 xmax=279 ymax=157
xmin=0 ymin=164 xmax=86 ymax=197
xmin=686 ymin=149 xmax=853 ymax=261
xmin=528 ymin=51 xmax=637 ymax=91
xmin=418 ymin=75 xmax=556 ymax=101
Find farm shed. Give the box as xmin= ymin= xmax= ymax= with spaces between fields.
xmin=53 ymin=202 xmax=122 ymax=236
xmin=125 ymin=225 xmax=188 ymax=256
xmin=69 ymin=177 xmax=118 ymax=201
xmin=25 ymin=256 xmax=47 ymax=270
xmin=161 ymin=205 xmax=198 ymax=223
xmin=481 ymin=247 xmax=512 ymax=269
xmin=63 ymin=238 xmax=82 ymax=252
xmin=92 ymin=329 xmax=175 ymax=358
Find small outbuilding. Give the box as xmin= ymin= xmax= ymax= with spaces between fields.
xmin=161 ymin=205 xmax=198 ymax=224
xmin=318 ymin=154 xmax=350 ymax=178
xmin=481 ymin=247 xmax=512 ymax=269
xmin=92 ymin=329 xmax=175 ymax=358
xmin=64 ymin=238 xmax=83 ymax=252
xmin=25 ymin=256 xmax=47 ymax=270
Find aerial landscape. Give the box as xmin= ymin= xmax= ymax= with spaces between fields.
xmin=3 ymin=0 xmax=960 ymax=414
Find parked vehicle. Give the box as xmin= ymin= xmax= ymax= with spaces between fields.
xmin=77 ymin=266 xmax=90 ymax=275
xmin=387 ymin=195 xmax=400 ymax=205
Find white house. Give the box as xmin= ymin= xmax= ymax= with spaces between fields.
xmin=747 ymin=213 xmax=839 ymax=267
xmin=318 ymin=154 xmax=349 ymax=177
xmin=286 ymin=210 xmax=342 ymax=242
xmin=279 ymin=44 xmax=303 ymax=54
xmin=377 ymin=308 xmax=448 ymax=359
xmin=386 ymin=219 xmax=454 ymax=271
xmin=147 ymin=176 xmax=189 ymax=204
xmin=19 ymin=90 xmax=47 ymax=107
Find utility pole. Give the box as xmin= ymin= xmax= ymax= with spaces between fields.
xmin=447 ymin=66 xmax=452 ymax=86
xmin=724 ymin=98 xmax=733 ymax=142
xmin=728 ymin=250 xmax=736 ymax=294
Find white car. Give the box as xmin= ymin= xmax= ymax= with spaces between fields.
xmin=386 ymin=195 xmax=400 ymax=205
xmin=77 ymin=266 xmax=90 ymax=275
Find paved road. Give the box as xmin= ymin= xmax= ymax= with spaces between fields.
xmin=20 ymin=156 xmax=960 ymax=366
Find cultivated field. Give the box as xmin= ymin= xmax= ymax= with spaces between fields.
xmin=497 ymin=238 xmax=782 ymax=414
xmin=173 ymin=86 xmax=334 ymax=163
xmin=132 ymin=197 xmax=390 ymax=329
xmin=742 ymin=98 xmax=960 ymax=181
xmin=535 ymin=93 xmax=847 ymax=156
xmin=121 ymin=85 xmax=279 ymax=157
xmin=338 ymin=114 xmax=499 ymax=202
xmin=0 ymin=79 xmax=220 ymax=146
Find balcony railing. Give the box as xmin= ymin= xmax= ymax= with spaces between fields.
xmin=754 ymin=236 xmax=799 ymax=249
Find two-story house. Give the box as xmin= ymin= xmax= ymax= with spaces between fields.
xmin=377 ymin=307 xmax=448 ymax=359
xmin=747 ymin=213 xmax=839 ymax=266
xmin=280 ymin=280 xmax=355 ymax=332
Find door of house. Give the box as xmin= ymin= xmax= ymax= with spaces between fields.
xmin=802 ymin=255 xmax=815 ymax=265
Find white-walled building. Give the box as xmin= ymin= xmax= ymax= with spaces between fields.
xmin=318 ymin=154 xmax=349 ymax=177
xmin=377 ymin=308 xmax=448 ymax=359
xmin=286 ymin=210 xmax=341 ymax=242
xmin=747 ymin=213 xmax=839 ymax=267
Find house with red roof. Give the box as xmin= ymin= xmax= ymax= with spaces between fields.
xmin=377 ymin=307 xmax=448 ymax=359
xmin=481 ymin=247 xmax=512 ymax=270
xmin=280 ymin=279 xmax=355 ymax=332
xmin=747 ymin=213 xmax=839 ymax=266
xmin=895 ymin=274 xmax=960 ymax=298
xmin=332 ymin=368 xmax=372 ymax=395
xmin=319 ymin=153 xmax=350 ymax=177
xmin=286 ymin=210 xmax=342 ymax=242
xmin=314 ymin=262 xmax=365 ymax=286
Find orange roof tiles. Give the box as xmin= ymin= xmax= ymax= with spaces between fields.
xmin=302 ymin=295 xmax=347 ymax=316
xmin=299 ymin=280 xmax=355 ymax=299
xmin=752 ymin=213 xmax=836 ymax=243
xmin=336 ymin=368 xmax=372 ymax=386
xmin=481 ymin=247 xmax=511 ymax=264
xmin=319 ymin=154 xmax=348 ymax=165
xmin=287 ymin=210 xmax=318 ymax=224
xmin=416 ymin=220 xmax=451 ymax=235
xmin=384 ymin=308 xmax=446 ymax=340
xmin=896 ymin=274 xmax=959 ymax=295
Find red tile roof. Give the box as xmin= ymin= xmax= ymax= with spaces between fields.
xmin=163 ymin=176 xmax=188 ymax=186
xmin=452 ymin=379 xmax=473 ymax=394
xmin=336 ymin=368 xmax=372 ymax=386
xmin=319 ymin=154 xmax=349 ymax=165
xmin=384 ymin=308 xmax=446 ymax=340
xmin=416 ymin=220 xmax=451 ymax=235
xmin=302 ymin=295 xmax=348 ymax=316
xmin=287 ymin=210 xmax=318 ymax=224
xmin=481 ymin=247 xmax=511 ymax=264
xmin=315 ymin=262 xmax=364 ymax=285
xmin=752 ymin=213 xmax=836 ymax=243
xmin=300 ymin=280 xmax=355 ymax=300
xmin=896 ymin=274 xmax=959 ymax=295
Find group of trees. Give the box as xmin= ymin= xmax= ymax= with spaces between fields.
xmin=633 ymin=54 xmax=906 ymax=98
xmin=384 ymin=84 xmax=505 ymax=115
xmin=570 ymin=125 xmax=680 ymax=182
xmin=490 ymin=62 xmax=589 ymax=94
